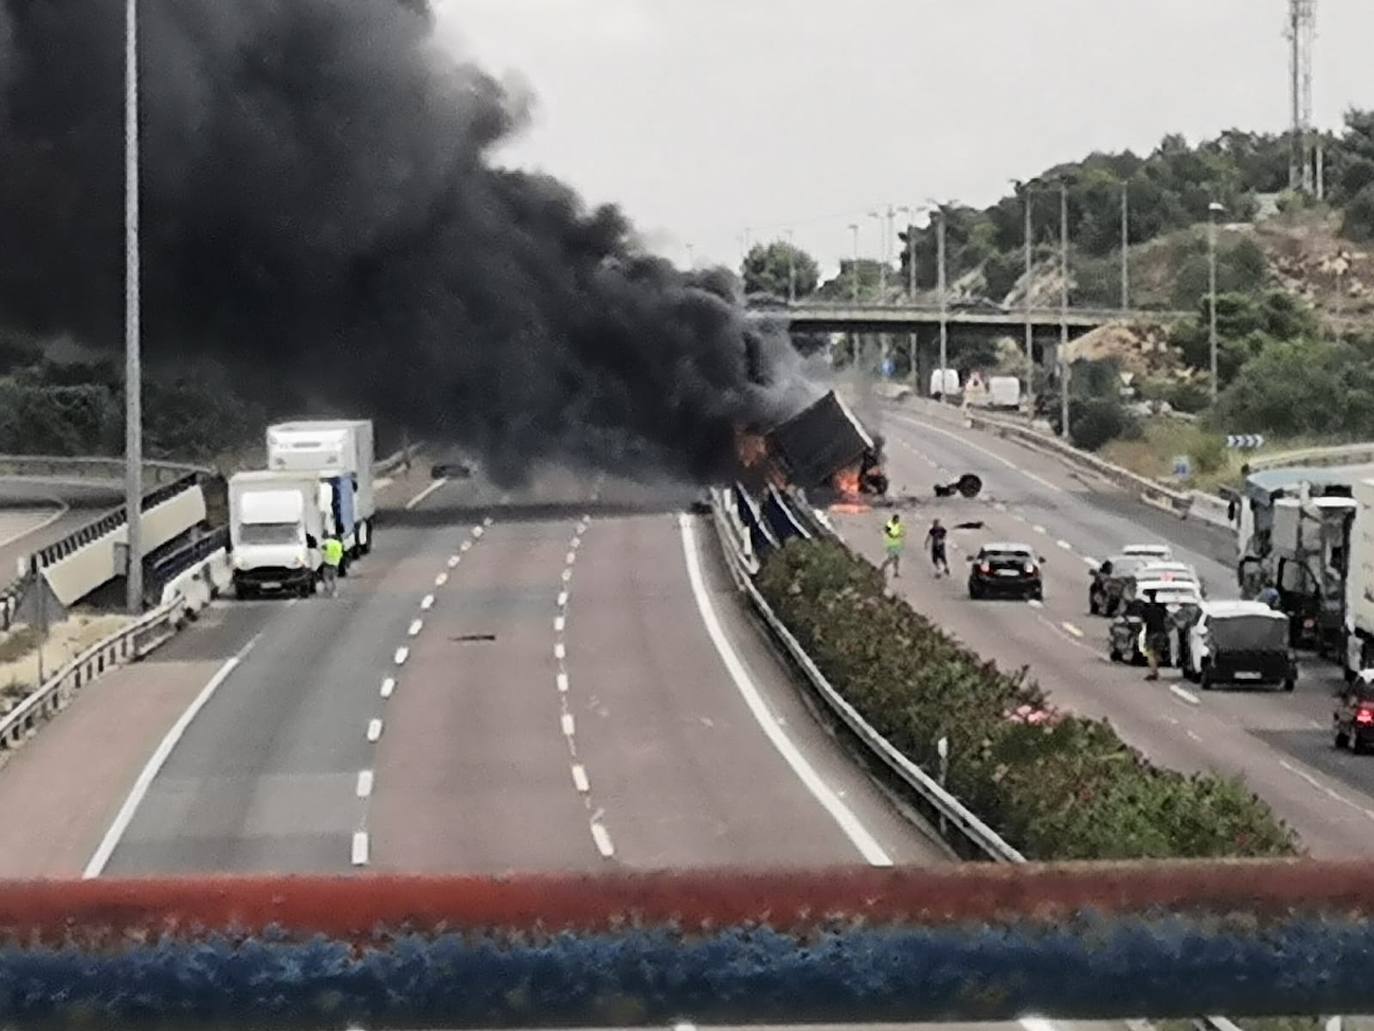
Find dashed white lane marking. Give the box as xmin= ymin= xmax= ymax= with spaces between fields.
xmin=1186 ymin=729 xmax=1203 ymax=743
xmin=571 ymin=764 xmax=590 ymax=793
xmin=473 ymin=525 xmax=485 ymax=538
xmin=1061 ymin=622 xmax=1084 ymax=638
xmin=1020 ymin=1019 xmax=1059 ymax=1031
xmin=420 ymin=594 xmax=435 ymax=611
xmin=84 ymin=632 xmax=263 ymax=878
xmin=435 ymin=572 xmax=449 ymax=587
xmin=1170 ymin=685 xmax=1201 ymax=706
xmin=561 ymin=713 xmax=576 ymax=737
xmin=356 ymin=770 xmax=374 ymax=798
xmin=1082 ymin=555 xmax=1101 ymax=568
xmin=447 ymin=555 xmax=460 ymax=568
xmin=562 ymin=568 xmax=572 ymax=582
xmin=1279 ymin=759 xmax=1374 ymax=818
xmin=556 ymin=672 xmax=569 ymax=693
xmin=351 ymin=831 xmax=370 ymax=866
xmin=891 ymin=413 xmax=1066 ymax=495
xmin=380 ymin=677 xmax=396 ymax=699
xmin=1056 ymin=539 xmax=1072 ymax=550
xmin=408 ymin=618 xmax=423 ymax=637
xmin=571 ymin=536 xmax=582 ymax=550
xmin=554 ymin=615 xmax=566 ymax=633
xmin=678 ymin=513 xmax=893 ymax=867
xmin=483 ymin=516 xmax=494 ymax=527
xmin=993 ymin=502 xmax=1008 ymax=512
xmin=404 ymin=478 xmax=448 ymax=511
xmin=366 ymin=718 xmax=384 ymax=742
xmin=1032 ymin=524 xmax=1047 ymax=534
xmin=394 ymin=647 xmax=409 ymax=666
xmin=555 ymin=642 xmax=566 ymax=660
xmin=557 ymin=591 xmax=568 ymax=608
xmin=590 ymin=821 xmax=615 ymax=858
xmin=566 ymin=551 xmax=577 ymax=565
xmin=1027 ymin=599 xmax=1044 ymax=609
xmin=460 ymin=540 xmax=472 ymax=553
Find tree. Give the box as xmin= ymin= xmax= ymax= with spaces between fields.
xmin=741 ymin=240 xmax=819 ymax=300
xmin=1343 ymin=184 xmax=1374 ymax=243
xmin=1216 ymin=338 xmax=1374 ymax=438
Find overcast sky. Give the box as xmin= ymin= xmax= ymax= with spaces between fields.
xmin=433 ymin=1 xmax=1374 ymax=277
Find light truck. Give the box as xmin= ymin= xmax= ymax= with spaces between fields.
xmin=228 ymin=471 xmax=329 ymax=599
xmin=267 ymin=420 xmax=376 ymax=559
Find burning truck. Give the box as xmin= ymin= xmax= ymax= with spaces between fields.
xmin=739 ymin=391 xmax=888 ymax=504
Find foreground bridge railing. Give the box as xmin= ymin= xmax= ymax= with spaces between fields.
xmin=0 ymin=861 xmax=1370 ymax=1027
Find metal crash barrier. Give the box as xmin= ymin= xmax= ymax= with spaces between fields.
xmin=0 ymin=862 xmax=1370 ymax=1027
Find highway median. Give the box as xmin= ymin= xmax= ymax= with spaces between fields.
xmin=756 ymin=537 xmax=1299 ymax=861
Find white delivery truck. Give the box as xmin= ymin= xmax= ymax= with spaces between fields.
xmin=267 ymin=420 xmax=376 ymax=559
xmin=1345 ymin=478 xmax=1374 ymax=680
xmin=988 ymin=376 xmax=1022 ymax=410
xmin=928 ymin=368 xmax=960 ymax=399
xmin=228 ymin=471 xmax=328 ymax=599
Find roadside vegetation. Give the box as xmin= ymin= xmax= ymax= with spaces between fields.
xmin=757 ymin=537 xmax=1298 ymax=860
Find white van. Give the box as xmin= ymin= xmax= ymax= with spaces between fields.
xmin=929 ymin=368 xmax=960 ymax=398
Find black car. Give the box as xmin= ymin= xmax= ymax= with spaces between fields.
xmin=968 ymin=543 xmax=1043 ymax=600
xmin=1335 ymin=675 xmax=1374 ymax=753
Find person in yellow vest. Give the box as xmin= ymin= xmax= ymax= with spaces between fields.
xmin=880 ymin=514 xmax=906 ymax=578
xmin=321 ymin=533 xmax=345 ymax=597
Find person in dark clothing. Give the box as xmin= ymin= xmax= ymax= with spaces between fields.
xmin=1142 ymin=592 xmax=1170 ymax=680
xmin=925 ymin=519 xmax=950 ymax=577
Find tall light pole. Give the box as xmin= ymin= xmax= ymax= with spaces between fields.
xmin=867 ymin=210 xmax=887 ymax=300
xmin=1016 ymin=180 xmax=1034 ymax=409
xmin=124 ymin=0 xmax=143 ymax=615
xmin=1058 ymin=181 xmax=1070 ymax=440
xmin=848 ymin=223 xmax=860 ymax=302
xmin=927 ymin=200 xmax=949 ymax=401
xmin=1208 ymin=201 xmax=1225 ymax=401
xmin=1120 ymin=182 xmax=1130 ymax=311
xmin=784 ymin=229 xmax=796 ymax=304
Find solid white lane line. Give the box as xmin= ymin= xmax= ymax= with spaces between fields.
xmin=380 ymin=677 xmax=396 ymax=699
xmin=590 ymin=822 xmax=615 ymax=858
xmin=367 ymin=718 xmax=384 ymax=742
xmin=408 ymin=619 xmax=423 ymax=637
xmin=84 ymin=633 xmax=262 ymax=878
xmin=394 ymin=647 xmax=409 ymax=665
xmin=571 ymin=764 xmax=590 ymax=793
xmin=678 ymin=513 xmax=893 ymax=867
xmin=556 ymin=672 xmax=569 ymax=693
xmin=555 ymin=642 xmax=566 ymax=660
xmin=356 ymin=770 xmax=374 ymax=798
xmin=447 ymin=555 xmax=460 ymax=568
xmin=561 ymin=713 xmax=576 ymax=737
xmin=404 ymin=478 xmax=447 ymax=511
xmin=554 ymin=615 xmax=565 ymax=633
xmin=1170 ymin=684 xmax=1201 ymax=706
xmin=1061 ymin=622 xmax=1084 ymax=638
xmin=557 ymin=591 xmax=568 ymax=608
xmin=420 ymin=594 xmax=435 ymax=611
xmin=351 ymin=831 xmax=370 ymax=866
xmin=435 ymin=572 xmax=449 ymax=587
xmin=1056 ymin=539 xmax=1072 ymax=550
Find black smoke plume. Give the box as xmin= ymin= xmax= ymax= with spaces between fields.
xmin=0 ymin=0 xmax=807 ymax=483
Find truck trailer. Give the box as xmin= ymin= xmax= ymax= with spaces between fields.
xmin=267 ymin=420 xmax=376 ymax=558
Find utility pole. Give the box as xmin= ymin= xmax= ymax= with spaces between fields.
xmin=1120 ymin=182 xmax=1130 ymax=311
xmin=1022 ymin=185 xmax=1034 ymax=409
xmin=848 ymin=223 xmax=860 ymax=302
xmin=1058 ymin=182 xmax=1070 ymax=440
xmin=124 ymin=0 xmax=143 ymax=615
xmin=785 ymin=229 xmax=796 ymax=304
xmin=936 ymin=206 xmax=948 ymax=402
xmin=1208 ymin=202 xmax=1225 ymax=401
xmin=1287 ymin=0 xmax=1317 ymax=193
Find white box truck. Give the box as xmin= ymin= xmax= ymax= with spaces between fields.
xmin=1345 ymin=479 xmax=1374 ymax=679
xmin=267 ymin=420 xmax=376 ymax=558
xmin=228 ymin=471 xmax=327 ymax=599
xmin=929 ymin=368 xmax=960 ymax=399
xmin=988 ymin=376 xmax=1022 ymax=410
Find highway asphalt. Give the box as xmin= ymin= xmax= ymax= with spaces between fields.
xmin=839 ymin=397 xmax=1374 ymax=856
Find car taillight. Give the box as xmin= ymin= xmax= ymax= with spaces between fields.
xmin=980 ymin=562 xmax=991 ymax=574
xmin=1024 ymin=562 xmax=1036 ymax=574
xmin=1357 ymin=706 xmax=1374 ymax=725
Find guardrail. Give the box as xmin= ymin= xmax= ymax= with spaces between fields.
xmin=0 ymin=598 xmax=185 ymax=751
xmin=0 ymin=454 xmax=209 ymax=486
xmin=708 ymin=486 xmax=1023 ymax=863
xmin=1247 ymin=442 xmax=1374 ymax=472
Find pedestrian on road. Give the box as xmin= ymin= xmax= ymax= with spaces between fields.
xmin=321 ymin=533 xmax=345 ymax=597
xmin=1259 ymin=583 xmax=1282 ymax=610
xmin=1142 ymin=592 xmax=1170 ymax=681
xmin=880 ymin=514 xmax=906 ymax=578
xmin=925 ymin=518 xmax=950 ymax=578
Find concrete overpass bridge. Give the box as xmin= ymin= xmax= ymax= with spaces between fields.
xmin=744 ymin=301 xmax=1192 ymax=335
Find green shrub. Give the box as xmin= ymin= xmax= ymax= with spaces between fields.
xmin=1342 ymin=184 xmax=1374 ymax=243
xmin=1070 ymin=397 xmax=1136 ymax=451
xmin=756 ymin=538 xmax=1298 ymax=860
xmin=1164 ymin=379 xmax=1212 ymax=414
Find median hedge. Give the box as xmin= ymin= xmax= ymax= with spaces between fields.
xmin=757 ymin=538 xmax=1298 ymax=860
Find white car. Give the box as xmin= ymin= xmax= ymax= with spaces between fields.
xmin=1136 ymin=560 xmax=1203 ymax=594
xmin=1122 ymin=543 xmax=1174 ymax=560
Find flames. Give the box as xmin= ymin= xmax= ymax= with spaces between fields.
xmin=830 ymin=463 xmax=872 ymax=513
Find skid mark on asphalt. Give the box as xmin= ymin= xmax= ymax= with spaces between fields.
xmin=351 ymin=516 xmax=491 ymax=867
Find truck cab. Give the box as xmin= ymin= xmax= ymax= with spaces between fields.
xmin=228 ymin=471 xmax=327 ymax=599
xmin=267 ymin=420 xmax=376 ymax=558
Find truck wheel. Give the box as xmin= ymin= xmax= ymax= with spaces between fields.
xmin=1336 ymin=729 xmax=1351 ymax=750
xmin=1282 ymin=677 xmax=1296 ymax=692
xmin=235 ymin=583 xmax=255 ymax=601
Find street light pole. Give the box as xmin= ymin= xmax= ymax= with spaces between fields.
xmin=124 ymin=0 xmax=143 ymax=615
xmin=935 ymin=205 xmax=948 ymax=401
xmin=1059 ymin=182 xmax=1070 ymax=440
xmin=1120 ymin=182 xmax=1130 ymax=311
xmin=1208 ymin=202 xmax=1225 ymax=401
xmin=1021 ymin=184 xmax=1034 ymax=409
xmin=848 ymin=223 xmax=860 ymax=302
xmin=785 ymin=229 xmax=796 ymax=304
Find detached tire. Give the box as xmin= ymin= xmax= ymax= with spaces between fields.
xmin=1336 ymin=729 xmax=1351 ymax=750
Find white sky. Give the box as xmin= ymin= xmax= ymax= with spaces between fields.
xmin=433 ymin=1 xmax=1374 ymax=277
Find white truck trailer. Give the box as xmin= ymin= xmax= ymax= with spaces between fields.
xmin=228 ymin=471 xmax=328 ymax=599
xmin=1345 ymin=479 xmax=1374 ymax=679
xmin=267 ymin=420 xmax=376 ymax=558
